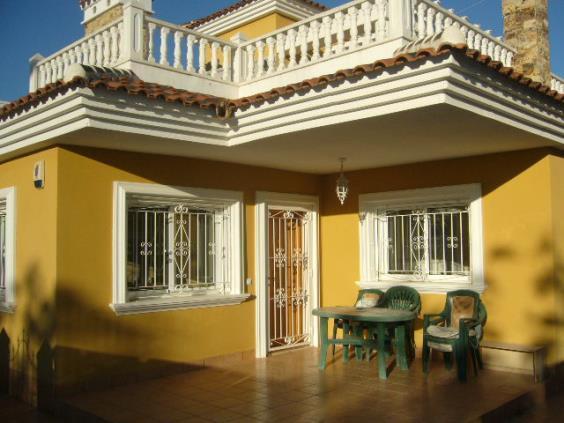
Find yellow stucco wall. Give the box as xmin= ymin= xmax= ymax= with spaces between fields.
xmin=54 ymin=146 xmax=319 ymax=389
xmin=549 ymin=154 xmax=564 ymax=361
xmin=2 ymin=144 xmax=562 ymax=396
xmin=0 ymin=148 xmax=58 ymax=404
xmin=217 ymin=13 xmax=297 ymax=42
xmin=320 ymin=149 xmax=562 ymax=363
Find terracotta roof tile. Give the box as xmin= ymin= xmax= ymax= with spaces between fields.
xmin=2 ymin=43 xmax=562 ymax=123
xmin=184 ymin=0 xmax=327 ymax=29
xmin=225 ymin=43 xmax=563 ymax=111
xmin=0 ymin=76 xmax=230 ymax=121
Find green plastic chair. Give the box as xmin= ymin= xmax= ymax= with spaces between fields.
xmin=422 ymin=289 xmax=487 ymax=382
xmin=366 ymin=285 xmax=421 ymax=360
xmin=331 ymin=289 xmax=384 ymax=356
xmin=381 ymin=286 xmax=422 ymax=314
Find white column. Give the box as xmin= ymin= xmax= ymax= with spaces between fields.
xmin=159 ymin=27 xmax=170 ymax=66
xmin=28 ymin=53 xmax=45 ymax=92
xmin=174 ymin=31 xmax=183 ymax=69
xmin=147 ymin=22 xmax=156 ymax=63
xmin=335 ymin=12 xmax=344 ymax=54
xmin=256 ymin=41 xmax=265 ymax=77
xmin=121 ymin=2 xmax=146 ymax=62
xmin=322 ymin=16 xmax=332 ymax=58
xmin=198 ymin=38 xmax=208 ymax=75
xmin=211 ymin=42 xmax=219 ymax=78
xmin=348 ymin=7 xmax=358 ymax=50
xmin=388 ymin=0 xmax=414 ymax=40
xmin=246 ymin=44 xmax=255 ymax=81
xmin=186 ymin=34 xmax=195 ymax=72
xmin=266 ymin=37 xmax=275 ymax=74
xmin=222 ymin=45 xmax=232 ymax=81
xmin=276 ymin=33 xmax=286 ymax=72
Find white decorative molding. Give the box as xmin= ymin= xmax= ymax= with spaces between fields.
xmin=2 ymin=57 xmax=563 ymax=169
xmin=110 ymin=293 xmax=251 ymax=315
xmin=190 ymin=0 xmax=323 ymax=36
xmin=255 ymin=192 xmax=320 ymax=357
xmin=112 ymin=181 xmax=245 ymax=314
xmin=358 ymin=184 xmax=485 ymax=294
xmin=0 ymin=186 xmax=16 ymax=312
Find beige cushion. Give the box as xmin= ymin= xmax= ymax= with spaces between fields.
xmin=428 ymin=341 xmax=453 ymax=352
xmin=427 ymin=325 xmax=459 ymax=339
xmin=356 ymin=293 xmax=380 ymax=308
xmin=427 ymin=325 xmax=476 ymax=352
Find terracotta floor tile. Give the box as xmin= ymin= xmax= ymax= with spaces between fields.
xmin=62 ymin=347 xmax=535 ymax=423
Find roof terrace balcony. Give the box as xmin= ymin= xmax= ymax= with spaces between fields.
xmin=29 ymin=0 xmax=547 ymax=100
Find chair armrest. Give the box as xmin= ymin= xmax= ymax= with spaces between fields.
xmin=459 ymin=318 xmax=480 ymax=340
xmin=423 ymin=313 xmax=445 ymax=330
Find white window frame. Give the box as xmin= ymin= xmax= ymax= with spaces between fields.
xmin=111 ymin=182 xmax=248 ymax=315
xmin=359 ymin=184 xmax=485 ymax=293
xmin=0 ymin=187 xmax=16 ymax=313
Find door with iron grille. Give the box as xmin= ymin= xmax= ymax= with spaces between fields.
xmin=267 ymin=208 xmax=312 ymax=351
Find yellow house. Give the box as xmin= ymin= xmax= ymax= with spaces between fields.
xmin=0 ymin=0 xmax=563 ymax=407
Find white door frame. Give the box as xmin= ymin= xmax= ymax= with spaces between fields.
xmin=255 ymin=191 xmax=320 ymax=358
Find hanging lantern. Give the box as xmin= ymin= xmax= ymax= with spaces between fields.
xmin=336 ymin=158 xmax=349 ymax=206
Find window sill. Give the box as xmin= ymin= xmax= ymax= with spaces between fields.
xmin=110 ymin=293 xmax=253 ymax=316
xmin=0 ymin=302 xmax=16 ymax=314
xmin=356 ymin=280 xmax=486 ymax=294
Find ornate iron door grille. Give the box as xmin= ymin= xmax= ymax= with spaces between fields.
xmin=268 ymin=209 xmax=311 ymax=351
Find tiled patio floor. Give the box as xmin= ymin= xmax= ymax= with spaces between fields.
xmin=64 ymin=347 xmax=535 ymax=422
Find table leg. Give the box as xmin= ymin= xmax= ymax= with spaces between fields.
xmin=354 ymin=324 xmax=363 ymax=361
xmin=395 ymin=323 xmax=408 ymax=370
xmin=342 ymin=320 xmax=350 ymax=362
xmin=377 ymin=322 xmax=387 ymax=380
xmin=319 ymin=316 xmax=328 ymax=370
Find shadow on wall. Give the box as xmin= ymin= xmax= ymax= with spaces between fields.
xmin=0 ymin=329 xmax=9 ymax=395
xmin=487 ymin=236 xmax=563 ymax=372
xmin=5 ymin=263 xmax=56 ymax=409
xmin=5 ymin=261 xmax=211 ymax=410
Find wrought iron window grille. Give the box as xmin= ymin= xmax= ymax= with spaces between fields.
xmin=126 ymin=202 xmax=231 ymax=300
xmin=376 ymin=205 xmax=471 ymax=282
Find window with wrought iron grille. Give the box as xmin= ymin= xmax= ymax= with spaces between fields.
xmin=112 ymin=182 xmax=247 ymax=315
xmin=0 ymin=187 xmax=15 ymax=312
xmin=359 ymin=184 xmax=484 ymax=293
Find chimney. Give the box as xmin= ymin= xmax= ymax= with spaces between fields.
xmin=81 ymin=0 xmax=152 ymax=36
xmin=502 ymin=0 xmax=551 ymax=85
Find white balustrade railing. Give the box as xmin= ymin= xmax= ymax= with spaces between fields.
xmin=551 ymin=74 xmax=563 ymax=93
xmin=413 ymin=0 xmax=515 ymax=67
xmin=33 ymin=19 xmax=124 ymax=90
xmin=144 ymin=17 xmax=237 ymax=82
xmin=29 ymin=0 xmax=526 ymax=93
xmin=238 ymin=0 xmax=390 ymax=82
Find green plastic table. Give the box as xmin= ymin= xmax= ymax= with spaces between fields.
xmin=312 ymin=306 xmax=416 ymax=379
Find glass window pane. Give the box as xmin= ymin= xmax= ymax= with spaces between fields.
xmin=428 ymin=207 xmax=470 ymax=276
xmin=127 ymin=207 xmax=169 ymax=293
xmin=386 ymin=210 xmax=425 ymax=275
xmin=383 ymin=205 xmax=470 ymax=279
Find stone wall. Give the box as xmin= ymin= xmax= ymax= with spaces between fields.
xmin=502 ymin=0 xmax=551 ymax=85
xmin=84 ymin=4 xmax=123 ymax=35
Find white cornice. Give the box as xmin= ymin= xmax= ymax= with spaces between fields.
xmin=229 ymin=57 xmax=563 ymax=146
xmin=0 ymin=57 xmax=562 ymax=167
xmin=191 ymin=0 xmax=322 ymax=37
xmin=0 ymin=89 xmax=231 ymax=161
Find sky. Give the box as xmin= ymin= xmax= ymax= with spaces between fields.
xmin=0 ymin=0 xmax=562 ymax=102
